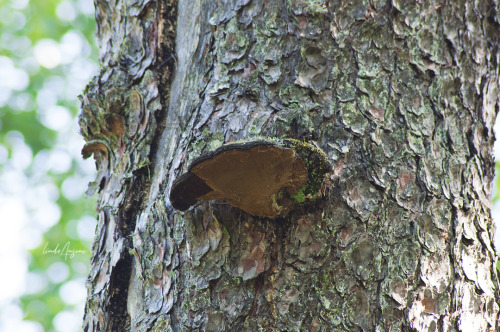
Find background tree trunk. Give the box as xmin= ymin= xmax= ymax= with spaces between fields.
xmin=80 ymin=0 xmax=500 ymax=330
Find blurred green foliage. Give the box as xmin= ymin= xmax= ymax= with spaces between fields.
xmin=0 ymin=0 xmax=98 ymax=330
xmin=494 ymin=163 xmax=500 ymax=202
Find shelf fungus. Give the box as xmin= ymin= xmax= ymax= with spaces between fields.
xmin=169 ymin=139 xmax=331 ymax=218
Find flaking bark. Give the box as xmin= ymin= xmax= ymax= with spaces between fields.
xmin=80 ymin=0 xmax=500 ymax=330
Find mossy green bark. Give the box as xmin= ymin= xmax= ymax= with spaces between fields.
xmin=82 ymin=0 xmax=500 ymax=330
xmin=286 ymin=139 xmax=331 ymax=204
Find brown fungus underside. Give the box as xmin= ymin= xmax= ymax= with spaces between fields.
xmin=169 ymin=140 xmax=318 ymax=218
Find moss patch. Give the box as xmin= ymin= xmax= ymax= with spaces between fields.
xmin=285 ymin=139 xmax=331 ymax=204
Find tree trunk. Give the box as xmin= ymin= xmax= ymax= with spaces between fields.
xmin=80 ymin=0 xmax=500 ymax=330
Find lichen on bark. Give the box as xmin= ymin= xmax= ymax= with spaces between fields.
xmin=82 ymin=0 xmax=500 ymax=331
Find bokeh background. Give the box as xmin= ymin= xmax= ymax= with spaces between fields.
xmin=0 ymin=0 xmax=98 ymax=330
xmin=0 ymin=0 xmax=499 ymax=331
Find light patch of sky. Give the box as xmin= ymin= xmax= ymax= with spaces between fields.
xmin=47 ymin=262 xmax=69 ymax=283
xmin=36 ymin=88 xmax=58 ymax=109
xmin=0 ymin=145 xmax=8 ymax=163
xmin=2 ymin=34 xmax=32 ymax=54
xmin=39 ymin=105 xmax=73 ymax=131
xmin=11 ymin=0 xmax=30 ymax=10
xmin=0 ymin=198 xmax=29 ymax=301
xmin=19 ymin=56 xmax=40 ymax=74
xmin=60 ymin=31 xmax=85 ymax=63
xmin=56 ymin=1 xmax=78 ymax=22
xmin=59 ymin=278 xmax=86 ymax=305
xmin=24 ymin=272 xmax=48 ymax=295
xmin=65 ymin=219 xmax=81 ymax=240
xmin=5 ymin=132 xmax=33 ymax=170
xmin=9 ymin=92 xmax=34 ymax=112
xmin=2 ymin=11 xmax=26 ymax=30
xmin=53 ymin=309 xmax=84 ymax=332
xmin=67 ymin=59 xmax=97 ymax=89
xmin=0 ymin=56 xmax=30 ymax=91
xmin=72 ymin=260 xmax=90 ymax=275
xmin=32 ymin=31 xmax=95 ymax=80
xmin=33 ymin=198 xmax=62 ymax=229
xmin=34 ymin=39 xmax=62 ymax=69
xmin=22 ymin=226 xmax=43 ymax=250
xmin=0 ymin=88 xmax=11 ymax=107
xmin=0 ymin=304 xmax=43 ymax=332
xmin=77 ymin=215 xmax=97 ymax=241
xmin=77 ymin=0 xmax=94 ymax=15
xmin=62 ymin=176 xmax=88 ymax=201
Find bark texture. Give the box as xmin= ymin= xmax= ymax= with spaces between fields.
xmin=80 ymin=0 xmax=500 ymax=330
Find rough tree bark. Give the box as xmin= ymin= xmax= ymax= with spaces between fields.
xmin=79 ymin=0 xmax=500 ymax=330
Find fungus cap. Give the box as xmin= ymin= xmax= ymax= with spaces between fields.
xmin=169 ymin=140 xmax=309 ymax=218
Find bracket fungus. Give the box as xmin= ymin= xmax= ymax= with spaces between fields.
xmin=169 ymin=139 xmax=331 ymax=218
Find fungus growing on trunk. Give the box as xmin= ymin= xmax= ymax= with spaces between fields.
xmin=169 ymin=139 xmax=331 ymax=218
